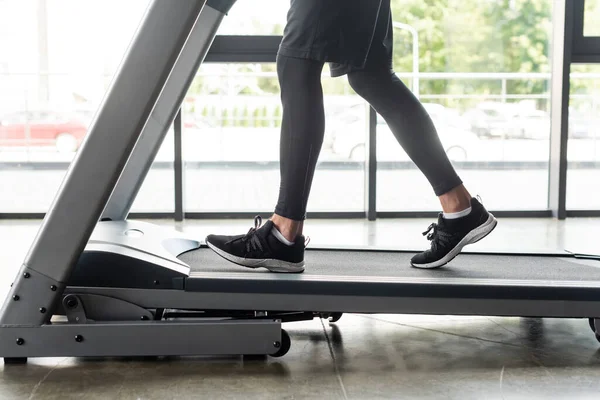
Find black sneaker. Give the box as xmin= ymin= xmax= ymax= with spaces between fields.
xmin=411 ymin=197 xmax=497 ymax=269
xmin=205 ymin=216 xmax=306 ymax=273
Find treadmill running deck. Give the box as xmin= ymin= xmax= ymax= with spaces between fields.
xmin=179 ymin=247 xmax=600 ymax=282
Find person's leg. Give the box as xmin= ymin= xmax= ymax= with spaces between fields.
xmin=347 ymin=68 xmax=466 ymax=207
xmin=205 ymin=55 xmax=325 ymax=273
xmin=271 ymin=55 xmax=325 ymax=241
xmin=347 ymin=67 xmax=497 ymax=268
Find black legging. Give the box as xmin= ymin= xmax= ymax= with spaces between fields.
xmin=274 ymin=55 xmax=463 ymax=221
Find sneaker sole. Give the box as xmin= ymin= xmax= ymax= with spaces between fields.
xmin=206 ymin=240 xmax=305 ymax=273
xmin=411 ymin=213 xmax=498 ymax=269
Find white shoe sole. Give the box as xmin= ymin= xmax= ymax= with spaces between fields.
xmin=411 ymin=213 xmax=498 ymax=269
xmin=206 ymin=240 xmax=305 ymax=273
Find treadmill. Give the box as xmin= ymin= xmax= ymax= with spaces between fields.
xmin=1 ymin=0 xmax=599 ymax=363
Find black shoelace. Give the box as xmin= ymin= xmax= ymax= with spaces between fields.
xmin=226 ymin=215 xmax=265 ymax=254
xmin=422 ymin=220 xmax=454 ymax=252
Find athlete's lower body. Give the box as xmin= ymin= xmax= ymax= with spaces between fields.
xmin=206 ymin=0 xmax=497 ymax=273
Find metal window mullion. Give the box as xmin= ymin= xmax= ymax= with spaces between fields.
xmin=548 ymin=0 xmax=574 ymax=219
xmin=174 ymin=108 xmax=184 ymax=222
xmin=568 ymin=0 xmax=600 ymax=57
xmin=365 ymin=106 xmax=377 ymax=221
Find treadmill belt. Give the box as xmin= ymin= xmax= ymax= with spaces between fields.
xmin=179 ymin=247 xmax=600 ymax=282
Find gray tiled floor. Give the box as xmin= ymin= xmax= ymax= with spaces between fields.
xmin=1 ymin=217 xmax=600 ymax=399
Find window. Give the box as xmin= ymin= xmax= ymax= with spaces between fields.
xmin=182 ymin=63 xmax=365 ymax=213
xmin=584 ymin=0 xmax=600 ymax=37
xmin=0 ymin=0 xmax=174 ymax=213
xmin=130 ymin=127 xmax=175 ymax=214
xmin=0 ymin=0 xmax=593 ymax=217
xmin=216 ymin=0 xmax=287 ymax=35
xmin=377 ymin=0 xmax=553 ymax=211
xmin=567 ymin=65 xmax=600 ymax=210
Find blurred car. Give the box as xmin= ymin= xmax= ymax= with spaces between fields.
xmin=464 ymin=102 xmax=550 ymax=140
xmin=463 ymin=102 xmax=513 ymax=138
xmin=0 ymin=110 xmax=87 ymax=152
xmin=422 ymin=102 xmax=473 ymax=132
xmin=514 ymin=109 xmax=550 ymax=140
xmin=569 ymin=109 xmax=599 ymax=139
xmin=330 ymin=103 xmax=479 ymax=162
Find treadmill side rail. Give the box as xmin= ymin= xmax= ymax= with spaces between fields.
xmin=0 ymin=320 xmax=281 ymax=358
xmin=102 ymin=4 xmax=227 ymax=221
xmin=65 ymin=286 xmax=600 ymax=319
xmin=206 ymin=0 xmax=237 ymax=14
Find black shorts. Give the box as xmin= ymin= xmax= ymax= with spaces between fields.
xmin=277 ymin=0 xmax=393 ymax=77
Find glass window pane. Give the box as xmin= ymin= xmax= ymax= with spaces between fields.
xmin=217 ymin=0 xmax=287 ymax=35
xmin=130 ymin=128 xmax=175 ymax=214
xmin=183 ymin=63 xmax=365 ymax=213
xmin=584 ymin=0 xmax=600 ymax=37
xmin=0 ymin=0 xmax=167 ymax=213
xmin=567 ymin=65 xmax=600 ymax=210
xmin=378 ymin=0 xmax=552 ymax=211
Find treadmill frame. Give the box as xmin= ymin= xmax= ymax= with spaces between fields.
xmin=0 ymin=0 xmax=289 ymax=359
xmin=1 ymin=0 xmax=599 ymax=361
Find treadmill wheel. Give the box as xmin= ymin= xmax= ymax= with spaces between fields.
xmin=270 ymin=329 xmax=291 ymax=358
xmin=328 ymin=313 xmax=343 ymax=323
xmin=318 ymin=312 xmax=343 ymax=322
xmin=589 ymin=318 xmax=600 ymax=343
xmin=4 ymin=357 xmax=27 ymax=365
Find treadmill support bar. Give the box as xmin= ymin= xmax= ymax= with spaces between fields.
xmin=0 ymin=320 xmax=282 ymax=358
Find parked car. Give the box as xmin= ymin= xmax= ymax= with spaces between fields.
xmin=569 ymin=109 xmax=599 ymax=139
xmin=0 ymin=110 xmax=88 ymax=152
xmin=513 ymin=108 xmax=550 ymax=140
xmin=464 ymin=102 xmax=550 ymax=140
xmin=330 ymin=103 xmax=479 ymax=162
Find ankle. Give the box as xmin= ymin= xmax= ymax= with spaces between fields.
xmin=442 ymin=198 xmax=472 ymax=214
xmin=271 ymin=214 xmax=301 ymax=242
xmin=439 ymin=185 xmax=472 ymax=213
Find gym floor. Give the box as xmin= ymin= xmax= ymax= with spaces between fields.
xmin=1 ymin=217 xmax=600 ymax=400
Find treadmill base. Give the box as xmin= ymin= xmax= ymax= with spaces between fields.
xmin=0 ymin=320 xmax=284 ymax=358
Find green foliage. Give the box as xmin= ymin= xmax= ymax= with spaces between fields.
xmin=273 ymin=105 xmax=282 ymax=128
xmin=241 ymin=106 xmax=250 ymax=127
xmin=253 ymin=108 xmax=262 ymax=127
xmin=390 ymin=0 xmax=552 ymax=104
xmin=222 ymin=108 xmax=230 ymax=127
xmin=261 ymin=106 xmax=269 ymax=127
xmin=584 ymin=0 xmax=600 ymax=36
xmin=391 ymin=0 xmax=450 ymax=95
xmin=257 ymin=64 xmax=280 ymax=94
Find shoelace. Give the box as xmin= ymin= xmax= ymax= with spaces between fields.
xmin=225 ymin=215 xmax=312 ymax=253
xmin=422 ymin=196 xmax=485 ymax=252
xmin=422 ymin=220 xmax=454 ymax=251
xmin=226 ymin=215 xmax=264 ymax=254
